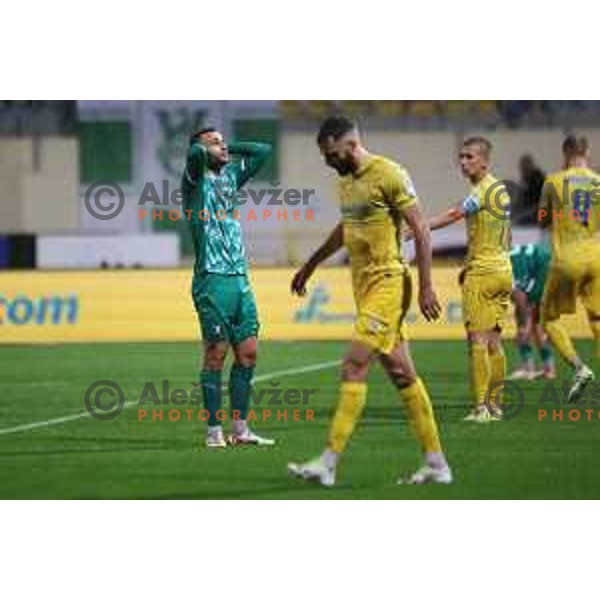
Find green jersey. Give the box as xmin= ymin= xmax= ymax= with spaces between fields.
xmin=182 ymin=141 xmax=271 ymax=276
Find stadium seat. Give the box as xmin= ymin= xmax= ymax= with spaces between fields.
xmin=336 ymin=101 xmax=374 ymax=117
xmin=407 ymin=100 xmax=443 ymax=118
xmin=477 ymin=100 xmax=498 ymax=116
xmin=445 ymin=100 xmax=470 ymax=117
xmin=374 ymin=101 xmax=405 ymax=118
xmin=305 ymin=101 xmax=337 ymax=119
xmin=280 ymin=100 xmax=306 ymax=120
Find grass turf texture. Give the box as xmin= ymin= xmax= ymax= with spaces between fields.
xmin=0 ymin=340 xmax=598 ymax=499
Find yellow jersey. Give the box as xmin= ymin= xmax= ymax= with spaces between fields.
xmin=338 ymin=154 xmax=417 ymax=280
xmin=461 ymin=173 xmax=512 ymax=275
xmin=540 ymin=167 xmax=600 ymax=261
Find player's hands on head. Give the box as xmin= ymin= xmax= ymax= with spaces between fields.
xmin=418 ymin=285 xmax=442 ymax=321
xmin=291 ymin=264 xmax=314 ymax=296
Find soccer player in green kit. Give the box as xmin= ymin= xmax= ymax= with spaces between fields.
xmin=509 ymin=242 xmax=556 ymax=380
xmin=182 ymin=127 xmax=274 ymax=448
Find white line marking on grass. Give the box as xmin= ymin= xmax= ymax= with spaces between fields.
xmin=0 ymin=359 xmax=341 ymax=437
xmin=253 ymin=360 xmax=340 ymax=382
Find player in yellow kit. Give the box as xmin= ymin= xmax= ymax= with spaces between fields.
xmin=421 ymin=137 xmax=513 ymax=422
xmin=539 ymin=135 xmax=600 ymax=402
xmin=287 ymin=116 xmax=452 ymax=487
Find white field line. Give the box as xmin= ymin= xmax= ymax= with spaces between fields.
xmin=0 ymin=359 xmax=341 ymax=437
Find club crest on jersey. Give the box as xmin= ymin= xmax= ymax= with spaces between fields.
xmin=214 ymin=177 xmax=234 ymax=199
xmin=366 ymin=317 xmax=388 ymax=334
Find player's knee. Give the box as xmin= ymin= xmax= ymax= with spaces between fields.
xmin=488 ymin=333 xmax=503 ymax=354
xmin=468 ymin=331 xmax=486 ymax=346
xmin=203 ymin=345 xmax=227 ymax=370
xmin=489 ymin=340 xmax=504 ymax=355
xmin=234 ymin=337 xmax=257 ymax=367
xmin=388 ymin=367 xmax=417 ymax=389
xmin=380 ymin=355 xmax=416 ymax=388
xmin=516 ymin=327 xmax=529 ymax=345
xmin=236 ymin=348 xmax=257 ymax=368
xmin=341 ymin=354 xmax=369 ymax=382
xmin=532 ymin=324 xmax=546 ymax=343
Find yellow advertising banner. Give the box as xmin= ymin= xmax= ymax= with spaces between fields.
xmin=0 ymin=267 xmax=592 ymax=343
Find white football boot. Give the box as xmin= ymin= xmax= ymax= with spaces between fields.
xmin=397 ymin=464 xmax=453 ymax=485
xmin=508 ymin=367 xmax=537 ymax=381
xmin=227 ymin=429 xmax=275 ymax=446
xmin=288 ymin=458 xmax=335 ymax=487
xmin=205 ymin=427 xmax=227 ymax=449
xmin=463 ymin=405 xmax=492 ymax=423
xmin=568 ymin=364 xmax=595 ymax=404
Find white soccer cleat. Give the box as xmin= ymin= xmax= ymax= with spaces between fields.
xmin=205 ymin=429 xmax=227 ymax=449
xmin=508 ymin=368 xmax=536 ymax=381
xmin=463 ymin=405 xmax=492 ymax=423
xmin=288 ymin=458 xmax=335 ymax=487
xmin=568 ymin=365 xmax=595 ymax=404
xmin=397 ymin=464 xmax=453 ymax=485
xmin=227 ymin=429 xmax=275 ymax=446
xmin=484 ymin=405 xmax=504 ymax=422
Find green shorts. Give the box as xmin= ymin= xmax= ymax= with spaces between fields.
xmin=192 ymin=273 xmax=259 ymax=345
xmin=526 ymin=263 xmax=550 ymax=305
xmin=510 ymin=243 xmax=551 ymax=306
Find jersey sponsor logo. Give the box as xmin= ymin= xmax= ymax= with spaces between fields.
xmin=340 ymin=202 xmax=375 ymax=220
xmin=566 ymin=176 xmax=594 ymax=186
xmin=0 ymin=294 xmax=79 ymax=326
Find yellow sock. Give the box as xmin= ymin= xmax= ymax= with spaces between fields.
xmin=327 ymin=381 xmax=367 ymax=454
xmin=488 ymin=348 xmax=506 ymax=411
xmin=398 ymin=378 xmax=442 ymax=453
xmin=545 ymin=320 xmax=578 ymax=364
xmin=590 ymin=320 xmax=600 ymax=359
xmin=470 ymin=342 xmax=491 ymax=407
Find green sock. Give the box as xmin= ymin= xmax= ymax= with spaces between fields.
xmin=540 ymin=342 xmax=554 ymax=366
xmin=201 ymin=370 xmax=222 ymax=427
xmin=518 ymin=342 xmax=534 ymax=367
xmin=229 ymin=364 xmax=254 ymax=421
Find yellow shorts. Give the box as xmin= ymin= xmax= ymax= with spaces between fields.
xmin=541 ymin=253 xmax=600 ymax=322
xmin=353 ymin=270 xmax=412 ymax=355
xmin=461 ymin=271 xmax=512 ymax=332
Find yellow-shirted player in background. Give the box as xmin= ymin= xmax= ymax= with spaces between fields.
xmin=539 ymin=135 xmax=600 ymax=402
xmin=287 ymin=116 xmax=452 ymax=486
xmin=419 ymin=137 xmax=512 ymax=422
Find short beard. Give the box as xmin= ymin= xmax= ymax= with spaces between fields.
xmin=207 ymin=153 xmax=227 ymax=172
xmin=333 ymin=162 xmax=353 ymax=176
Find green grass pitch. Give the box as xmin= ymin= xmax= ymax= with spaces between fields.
xmin=0 ymin=339 xmax=598 ymax=499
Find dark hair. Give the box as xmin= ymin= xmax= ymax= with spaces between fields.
xmin=562 ymin=134 xmax=589 ymax=157
xmin=462 ymin=136 xmax=492 ymax=158
xmin=189 ymin=127 xmax=216 ymax=146
xmin=317 ymin=115 xmax=357 ymax=145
